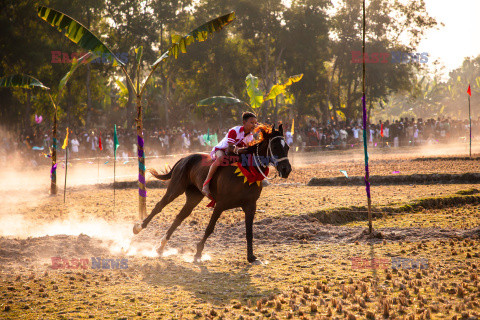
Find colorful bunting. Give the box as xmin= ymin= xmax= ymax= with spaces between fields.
xmin=50 ymin=163 xmax=57 ymax=183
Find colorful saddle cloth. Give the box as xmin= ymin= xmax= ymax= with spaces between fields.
xmin=206 ymin=162 xmax=269 ymax=208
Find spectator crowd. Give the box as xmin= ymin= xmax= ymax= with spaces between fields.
xmin=295 ymin=117 xmax=480 ymax=151
xmin=1 ymin=117 xmax=479 ymax=166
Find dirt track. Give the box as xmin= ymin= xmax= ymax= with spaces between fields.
xmin=1 ymin=150 xmax=480 ymax=319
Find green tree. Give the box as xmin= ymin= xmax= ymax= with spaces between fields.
xmin=328 ymin=0 xmax=439 ymax=123
xmin=38 ymin=5 xmax=235 ymax=218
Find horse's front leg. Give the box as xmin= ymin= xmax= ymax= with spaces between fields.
xmin=243 ymin=203 xmax=258 ymax=264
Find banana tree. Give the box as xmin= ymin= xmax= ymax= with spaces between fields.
xmin=0 ymin=54 xmax=98 ymax=195
xmin=198 ymin=73 xmax=303 ymax=120
xmin=38 ymin=6 xmax=236 ymax=219
xmin=0 ymin=74 xmax=57 ymax=194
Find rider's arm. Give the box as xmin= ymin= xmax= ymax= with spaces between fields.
xmin=227 ymin=143 xmax=247 ymax=155
xmin=234 ymin=145 xmax=249 ymax=154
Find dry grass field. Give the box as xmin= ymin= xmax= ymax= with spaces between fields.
xmin=1 ymin=146 xmax=479 ymax=319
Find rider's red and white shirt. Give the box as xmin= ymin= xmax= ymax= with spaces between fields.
xmin=210 ymin=126 xmax=254 ymax=159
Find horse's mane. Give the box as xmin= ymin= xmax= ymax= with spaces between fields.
xmin=243 ymin=123 xmax=278 ymax=154
xmin=247 ymin=123 xmax=273 ymax=147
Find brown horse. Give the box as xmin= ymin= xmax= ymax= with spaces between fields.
xmin=133 ymin=124 xmax=291 ymax=263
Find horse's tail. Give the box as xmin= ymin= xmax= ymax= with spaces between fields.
xmin=148 ymin=159 xmax=181 ymax=181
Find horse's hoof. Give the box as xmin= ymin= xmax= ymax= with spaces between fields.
xmin=156 ymin=236 xmax=167 ymax=256
xmin=248 ymin=255 xmax=259 ymax=264
xmin=250 ymin=259 xmax=263 ymax=265
xmin=133 ymin=223 xmax=143 ymax=235
xmin=193 ymin=255 xmax=202 ymax=264
xmin=156 ymin=246 xmax=164 ymax=257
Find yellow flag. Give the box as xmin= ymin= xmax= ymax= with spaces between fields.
xmin=62 ymin=128 xmax=69 ymax=149
xmin=291 ymin=119 xmax=295 ymax=135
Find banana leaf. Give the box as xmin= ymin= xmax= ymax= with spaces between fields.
xmin=265 ymin=74 xmax=303 ymax=101
xmin=198 ymin=96 xmax=247 ymax=106
xmin=37 ymin=6 xmax=124 ymax=67
xmin=284 ymin=91 xmax=295 ymax=105
xmin=59 ymin=52 xmax=99 ymax=94
xmin=135 ymin=46 xmax=143 ymax=66
xmin=115 ymin=79 xmax=128 ymax=95
xmin=115 ymin=79 xmax=129 ymax=107
xmin=336 ymin=110 xmax=346 ymax=121
xmin=0 ymin=74 xmax=49 ymax=90
xmin=245 ymin=74 xmax=264 ymax=110
xmin=151 ymin=12 xmax=235 ymax=68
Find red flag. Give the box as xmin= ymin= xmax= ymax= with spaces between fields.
xmin=380 ymin=124 xmax=384 ymax=137
xmin=99 ymin=136 xmax=103 ymax=151
xmin=467 ymin=85 xmax=471 ymax=96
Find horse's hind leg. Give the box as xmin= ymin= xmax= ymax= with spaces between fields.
xmin=157 ymin=185 xmax=204 ymax=255
xmin=133 ymin=182 xmax=185 ymax=235
xmin=194 ymin=205 xmax=224 ymax=263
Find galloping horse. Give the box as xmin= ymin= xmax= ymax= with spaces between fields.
xmin=133 ymin=124 xmax=291 ymax=263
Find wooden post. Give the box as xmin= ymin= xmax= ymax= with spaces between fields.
xmin=51 ymin=106 xmax=57 ymax=195
xmin=469 ymin=94 xmax=472 ymax=158
xmin=114 ymin=124 xmax=118 ymax=215
xmin=362 ymin=0 xmax=373 ymax=234
xmin=136 ymin=95 xmax=147 ymax=219
xmin=64 ymin=146 xmax=68 ymax=203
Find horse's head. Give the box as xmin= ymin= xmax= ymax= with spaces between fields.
xmin=258 ymin=124 xmax=292 ymax=178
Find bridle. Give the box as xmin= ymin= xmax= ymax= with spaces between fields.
xmin=253 ymin=135 xmax=289 ymax=180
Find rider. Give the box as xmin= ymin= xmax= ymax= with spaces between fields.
xmin=201 ymin=111 xmax=258 ymax=197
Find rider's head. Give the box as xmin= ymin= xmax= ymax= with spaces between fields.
xmin=242 ymin=112 xmax=257 ymax=134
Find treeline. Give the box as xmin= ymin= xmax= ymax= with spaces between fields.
xmin=0 ymin=0 xmax=477 ymax=133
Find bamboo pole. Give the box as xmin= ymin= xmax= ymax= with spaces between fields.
xmin=469 ymin=94 xmax=472 ymax=158
xmin=50 ymin=96 xmax=58 ymax=195
xmin=114 ymin=124 xmax=119 ymax=215
xmin=362 ymin=0 xmax=373 ymax=234
xmin=97 ymin=156 xmax=100 ymax=183
xmin=114 ymin=149 xmax=116 ymax=214
xmin=64 ymin=147 xmax=68 ymax=203
xmin=136 ymin=95 xmax=147 ymax=219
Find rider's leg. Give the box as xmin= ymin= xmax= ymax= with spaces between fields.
xmin=202 ymin=151 xmax=225 ymax=196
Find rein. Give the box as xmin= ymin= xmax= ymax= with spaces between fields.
xmin=253 ymin=135 xmax=288 ymax=180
